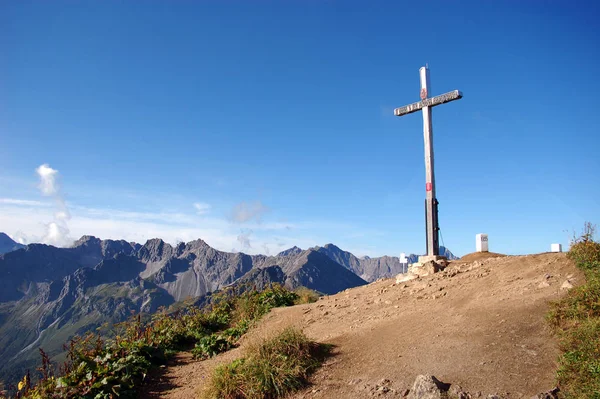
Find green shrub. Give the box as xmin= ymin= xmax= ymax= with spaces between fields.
xmin=568 ymin=222 xmax=600 ymax=271
xmin=201 ymin=327 xmax=331 ymax=399
xmin=548 ymin=276 xmax=600 ymax=327
xmin=293 ymin=287 xmax=320 ymax=304
xmin=548 ymin=222 xmax=600 ymax=399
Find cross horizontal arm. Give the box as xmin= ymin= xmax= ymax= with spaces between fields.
xmin=394 ymin=90 xmax=463 ymax=117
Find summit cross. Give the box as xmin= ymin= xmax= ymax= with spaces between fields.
xmin=394 ymin=66 xmax=462 ymax=258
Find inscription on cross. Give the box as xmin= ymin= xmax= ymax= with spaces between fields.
xmin=394 ymin=67 xmax=462 ymax=258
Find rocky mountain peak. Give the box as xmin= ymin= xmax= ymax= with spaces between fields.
xmin=138 ymin=238 xmax=173 ymax=262
xmin=277 ymin=246 xmax=303 ymax=257
xmin=72 ymin=235 xmax=101 ymax=248
xmin=185 ymin=238 xmax=210 ymax=251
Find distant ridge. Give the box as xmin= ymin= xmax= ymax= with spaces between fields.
xmin=312 ymin=243 xmax=458 ymax=282
xmin=0 ymin=233 xmax=25 ymax=255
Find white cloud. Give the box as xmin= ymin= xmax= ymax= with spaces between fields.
xmin=230 ymin=201 xmax=269 ymax=223
xmin=35 ymin=164 xmax=72 ymax=246
xmin=36 ymin=164 xmax=59 ymax=196
xmin=193 ymin=202 xmax=211 ymax=215
xmin=0 ymin=198 xmax=49 ymax=207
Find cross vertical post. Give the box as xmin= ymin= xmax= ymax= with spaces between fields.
xmin=393 ymin=66 xmax=462 ymax=260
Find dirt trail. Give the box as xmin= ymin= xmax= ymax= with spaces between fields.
xmin=145 ymin=253 xmax=581 ymax=399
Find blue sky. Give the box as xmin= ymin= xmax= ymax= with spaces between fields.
xmin=1 ymin=1 xmax=599 ymax=257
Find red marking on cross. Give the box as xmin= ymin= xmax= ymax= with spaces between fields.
xmin=420 ymin=88 xmax=428 ymax=100
xmin=426 ymin=182 xmax=432 ymax=191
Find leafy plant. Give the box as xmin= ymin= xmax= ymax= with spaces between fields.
xmin=192 ymin=334 xmax=233 ymax=360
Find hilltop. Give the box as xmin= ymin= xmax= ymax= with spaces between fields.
xmin=146 ymin=252 xmax=581 ymax=398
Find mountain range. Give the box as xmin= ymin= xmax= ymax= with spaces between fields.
xmin=0 ymin=233 xmax=456 ymax=385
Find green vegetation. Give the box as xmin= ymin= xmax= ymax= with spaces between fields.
xmin=548 ymin=222 xmax=600 ymax=399
xmin=191 ymin=286 xmax=298 ymax=360
xmin=200 ymin=327 xmax=331 ymax=399
xmin=3 ymin=284 xmax=307 ymax=399
xmin=293 ymin=287 xmax=320 ymax=305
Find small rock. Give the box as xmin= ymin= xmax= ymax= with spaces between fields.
xmin=561 ymin=280 xmax=574 ymax=290
xmin=449 ymin=384 xmax=470 ymax=399
xmin=531 ymin=387 xmax=560 ymax=399
xmin=397 ymin=273 xmax=418 ymax=284
xmin=538 ymin=281 xmax=550 ymax=288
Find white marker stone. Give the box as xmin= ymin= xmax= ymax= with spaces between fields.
xmin=476 ymin=233 xmax=489 ymax=252
xmin=400 ymin=252 xmax=408 ymax=273
xmin=551 ymin=243 xmax=562 ymax=253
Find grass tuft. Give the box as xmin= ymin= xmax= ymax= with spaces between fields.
xmin=201 ymin=327 xmax=332 ymax=399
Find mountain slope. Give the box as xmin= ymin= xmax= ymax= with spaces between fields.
xmin=0 ymin=233 xmax=25 ymax=255
xmin=255 ymin=249 xmax=367 ymax=294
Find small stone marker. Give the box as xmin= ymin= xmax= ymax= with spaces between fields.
xmin=551 ymin=243 xmax=562 ymax=253
xmin=476 ymin=233 xmax=488 ymax=252
xmin=400 ymin=252 xmax=408 ymax=273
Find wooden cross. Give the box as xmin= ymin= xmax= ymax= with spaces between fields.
xmin=394 ymin=66 xmax=462 ymax=257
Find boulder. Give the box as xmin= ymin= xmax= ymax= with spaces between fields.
xmin=406 ymin=375 xmax=450 ymax=399
xmin=410 ymin=261 xmax=442 ymax=278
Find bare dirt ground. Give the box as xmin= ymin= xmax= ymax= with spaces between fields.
xmin=144 ymin=253 xmax=581 ymax=399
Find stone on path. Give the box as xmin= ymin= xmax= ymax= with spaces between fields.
xmin=406 ymin=375 xmax=450 ymax=399
xmin=561 ymin=280 xmax=574 ymax=290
